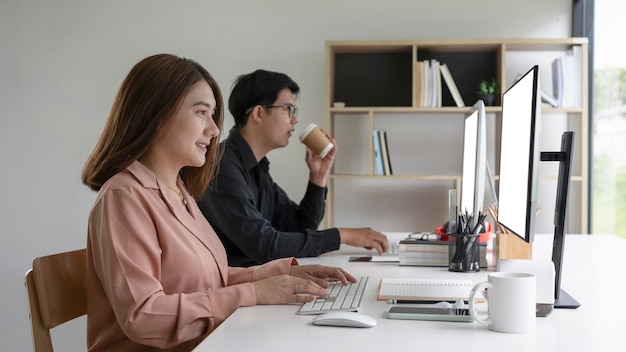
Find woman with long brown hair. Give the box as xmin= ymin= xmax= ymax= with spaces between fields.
xmin=82 ymin=54 xmax=355 ymax=351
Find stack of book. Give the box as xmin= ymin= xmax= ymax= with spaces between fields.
xmin=414 ymin=60 xmax=465 ymax=108
xmin=551 ymin=46 xmax=583 ymax=108
xmin=398 ymin=238 xmax=487 ymax=267
xmin=372 ymin=128 xmax=392 ymax=175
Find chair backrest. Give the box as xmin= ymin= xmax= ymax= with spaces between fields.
xmin=25 ymin=248 xmax=87 ymax=352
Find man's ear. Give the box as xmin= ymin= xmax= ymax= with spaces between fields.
xmin=248 ymin=105 xmax=264 ymax=124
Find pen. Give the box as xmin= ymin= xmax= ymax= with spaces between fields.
xmin=465 ymin=213 xmax=486 ymax=254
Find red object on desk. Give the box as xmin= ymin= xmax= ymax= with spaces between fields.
xmin=435 ymin=221 xmax=492 ymax=242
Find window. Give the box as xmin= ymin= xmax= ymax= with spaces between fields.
xmin=591 ymin=0 xmax=626 ymax=238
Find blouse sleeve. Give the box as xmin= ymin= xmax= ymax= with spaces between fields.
xmin=227 ymin=257 xmax=296 ymax=285
xmin=89 ymin=187 xmax=256 ymax=349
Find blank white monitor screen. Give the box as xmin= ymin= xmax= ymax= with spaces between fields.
xmin=460 ymin=100 xmax=486 ymax=217
xmin=497 ymin=65 xmax=541 ymax=243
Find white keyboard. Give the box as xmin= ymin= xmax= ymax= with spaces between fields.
xmin=297 ymin=276 xmax=368 ymax=315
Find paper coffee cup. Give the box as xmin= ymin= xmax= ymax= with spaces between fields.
xmin=299 ymin=123 xmax=333 ymax=158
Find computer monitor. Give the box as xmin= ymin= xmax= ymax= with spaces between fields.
xmin=498 ymin=65 xmax=580 ymax=309
xmin=541 ymin=131 xmax=579 ymax=308
xmin=460 ymin=100 xmax=487 ymax=217
xmin=497 ymin=65 xmax=541 ymax=243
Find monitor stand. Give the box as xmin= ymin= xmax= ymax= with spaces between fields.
xmin=541 ymin=131 xmax=581 ymax=310
xmin=555 ymin=288 xmax=580 ymax=309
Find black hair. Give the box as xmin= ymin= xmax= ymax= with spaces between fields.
xmin=228 ymin=69 xmax=300 ymax=128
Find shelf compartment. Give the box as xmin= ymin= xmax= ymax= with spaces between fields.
xmin=330 ymin=178 xmax=457 ymax=232
xmin=333 ymin=51 xmax=413 ymax=107
xmin=417 ymin=47 xmax=501 ymax=107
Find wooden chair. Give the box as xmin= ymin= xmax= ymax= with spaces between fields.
xmin=24 ymin=249 xmax=87 ymax=352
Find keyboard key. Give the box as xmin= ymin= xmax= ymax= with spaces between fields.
xmin=297 ymin=276 xmax=369 ymax=315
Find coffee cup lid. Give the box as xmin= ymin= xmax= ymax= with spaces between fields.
xmin=319 ymin=143 xmax=333 ymax=158
xmin=299 ymin=123 xmax=317 ymax=142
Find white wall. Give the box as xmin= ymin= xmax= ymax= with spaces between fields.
xmin=0 ymin=0 xmax=571 ymax=349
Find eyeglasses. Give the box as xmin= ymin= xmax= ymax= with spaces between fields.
xmin=264 ymin=104 xmax=298 ymax=119
xmin=245 ymin=104 xmax=298 ymax=119
xmin=407 ymin=232 xmax=441 ymax=241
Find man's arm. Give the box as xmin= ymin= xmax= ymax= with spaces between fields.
xmin=271 ymin=181 xmax=327 ymax=232
xmin=198 ymin=163 xmax=340 ymax=265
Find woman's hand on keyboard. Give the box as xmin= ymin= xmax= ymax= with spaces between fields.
xmin=252 ymin=274 xmax=328 ymax=304
xmin=290 ymin=264 xmax=357 ymax=288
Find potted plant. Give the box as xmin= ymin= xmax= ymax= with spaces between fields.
xmin=477 ymin=78 xmax=497 ymax=106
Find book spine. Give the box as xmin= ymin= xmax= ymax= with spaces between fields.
xmin=434 ymin=60 xmax=442 ymax=107
xmin=562 ymin=51 xmax=575 ymax=108
xmin=398 ymin=243 xmax=487 ymax=267
xmin=439 ymin=63 xmax=465 ymax=107
xmin=372 ymin=129 xmax=384 ymax=175
xmin=414 ymin=61 xmax=424 ymax=107
xmin=551 ymin=57 xmax=563 ymax=108
xmin=572 ymin=45 xmax=583 ymax=108
xmin=430 ymin=59 xmax=439 ymax=107
xmin=422 ymin=60 xmax=431 ymax=107
xmin=379 ymin=129 xmax=392 ymax=175
xmin=541 ymin=89 xmax=559 ymax=108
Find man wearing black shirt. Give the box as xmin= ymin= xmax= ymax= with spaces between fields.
xmin=198 ymin=69 xmax=388 ymax=267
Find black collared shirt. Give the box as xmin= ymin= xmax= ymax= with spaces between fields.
xmin=198 ymin=127 xmax=340 ymax=267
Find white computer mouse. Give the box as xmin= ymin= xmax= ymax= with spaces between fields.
xmin=310 ymin=311 xmax=377 ymax=328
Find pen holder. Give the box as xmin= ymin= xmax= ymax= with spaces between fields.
xmin=448 ymin=233 xmax=481 ymax=272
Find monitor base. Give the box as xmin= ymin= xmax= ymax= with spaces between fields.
xmin=536 ymin=303 xmax=553 ymax=317
xmin=554 ymin=288 xmax=581 ymax=309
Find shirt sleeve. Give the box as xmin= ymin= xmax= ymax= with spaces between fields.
xmin=198 ymin=161 xmax=340 ymax=266
xmin=272 ymin=181 xmax=327 ymax=231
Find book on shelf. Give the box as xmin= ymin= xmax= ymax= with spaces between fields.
xmin=421 ymin=60 xmax=431 ymax=107
xmin=541 ymin=89 xmax=559 ymax=108
xmin=378 ymin=129 xmax=393 ymax=175
xmin=551 ymin=48 xmax=581 ymax=108
xmin=398 ymin=239 xmax=487 ymax=267
xmin=430 ymin=59 xmax=442 ymax=107
xmin=572 ymin=45 xmax=583 ymax=108
xmin=372 ymin=128 xmax=384 ymax=175
xmin=377 ymin=278 xmax=475 ymax=302
xmin=551 ymin=57 xmax=563 ymax=107
xmin=439 ymin=63 xmax=465 ymax=107
xmin=414 ymin=61 xmax=425 ymax=107
xmin=561 ymin=51 xmax=576 ymax=108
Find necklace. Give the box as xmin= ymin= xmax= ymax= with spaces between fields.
xmin=167 ymin=185 xmax=187 ymax=206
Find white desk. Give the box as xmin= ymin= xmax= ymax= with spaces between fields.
xmin=195 ymin=234 xmax=626 ymax=352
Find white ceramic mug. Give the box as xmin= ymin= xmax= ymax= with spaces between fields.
xmin=469 ymin=272 xmax=536 ymax=333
